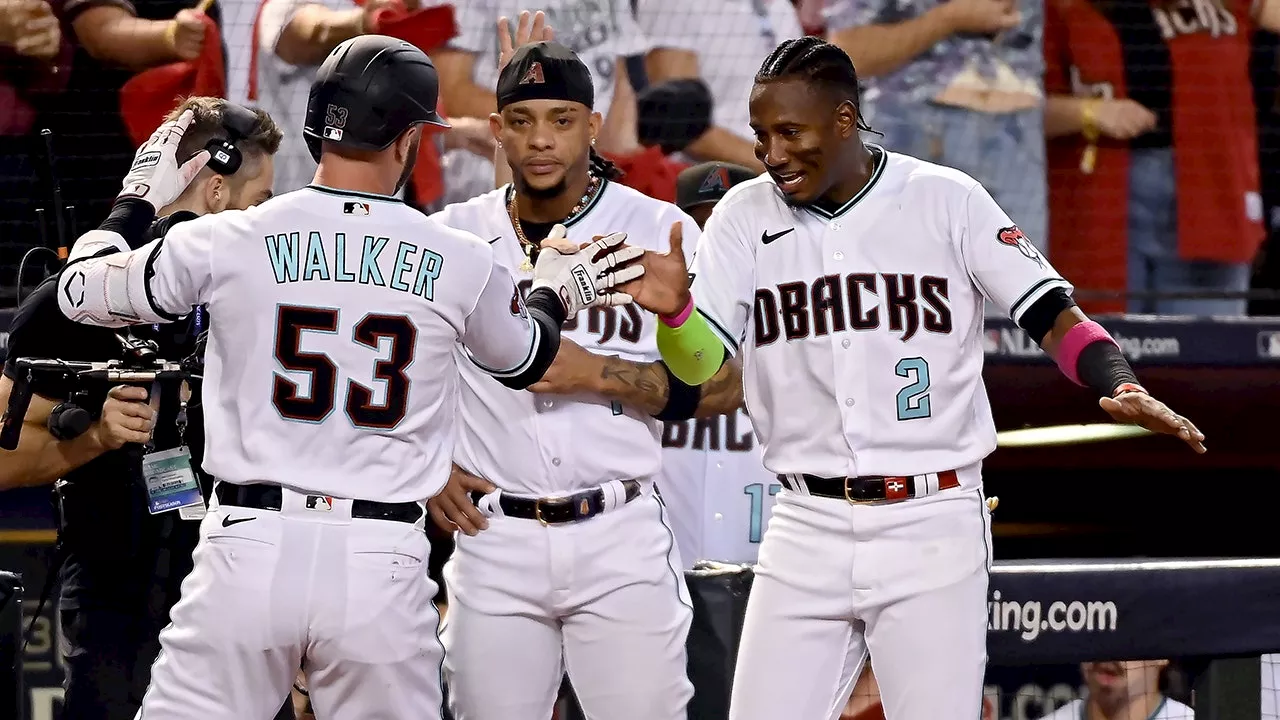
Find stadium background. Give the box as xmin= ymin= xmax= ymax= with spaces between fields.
xmin=2 ymin=0 xmax=1280 ymax=718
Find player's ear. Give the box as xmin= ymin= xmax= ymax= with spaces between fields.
xmin=588 ymin=111 xmax=602 ymax=142
xmin=394 ymin=126 xmax=419 ymax=165
xmin=489 ymin=112 xmax=503 ymax=142
xmin=834 ymin=100 xmax=857 ymax=140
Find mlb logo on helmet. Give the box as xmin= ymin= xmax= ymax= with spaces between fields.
xmin=323 ymin=126 xmax=344 ymax=141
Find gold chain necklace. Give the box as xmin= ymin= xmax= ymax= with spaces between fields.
xmin=508 ymin=174 xmax=603 ymax=272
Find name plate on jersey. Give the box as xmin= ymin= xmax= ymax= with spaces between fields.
xmin=142 ymin=447 xmax=203 ymax=514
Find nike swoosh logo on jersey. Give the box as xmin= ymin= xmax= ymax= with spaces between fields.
xmin=761 ymin=228 xmax=794 ymax=245
xmin=490 ymin=236 xmax=502 ymax=244
xmin=221 ymin=515 xmax=254 ymax=527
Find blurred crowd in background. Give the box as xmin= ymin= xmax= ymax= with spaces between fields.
xmin=4 ymin=0 xmax=1280 ymax=317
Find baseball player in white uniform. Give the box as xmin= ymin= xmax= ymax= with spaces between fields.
xmin=54 ymin=35 xmax=642 ymax=720
xmin=425 ymin=39 xmax=741 ymax=720
xmin=432 ymin=0 xmax=650 ymax=204
xmin=656 ymin=161 xmax=780 ymax=568
xmin=619 ymin=36 xmax=1206 ymax=720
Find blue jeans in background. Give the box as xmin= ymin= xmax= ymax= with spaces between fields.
xmin=1127 ymin=148 xmax=1250 ymax=316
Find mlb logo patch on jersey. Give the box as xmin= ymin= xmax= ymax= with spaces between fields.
xmin=344 ymin=201 xmax=370 ymax=216
xmin=305 ymin=495 xmax=334 ymax=512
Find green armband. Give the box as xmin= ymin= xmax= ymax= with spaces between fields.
xmin=656 ymin=309 xmax=727 ymax=386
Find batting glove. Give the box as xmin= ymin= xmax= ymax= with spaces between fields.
xmin=531 ymin=224 xmax=645 ymax=315
xmin=118 ymin=109 xmax=210 ymax=212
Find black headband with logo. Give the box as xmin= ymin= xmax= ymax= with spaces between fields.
xmin=497 ymin=41 xmax=594 ymax=111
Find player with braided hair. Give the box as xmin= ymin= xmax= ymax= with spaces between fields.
xmin=621 ymin=36 xmax=1204 ymax=720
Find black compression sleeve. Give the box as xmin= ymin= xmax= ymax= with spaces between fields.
xmin=493 ymin=287 xmax=566 ymax=390
xmin=654 ymin=362 xmax=702 ymax=421
xmin=1077 ymin=340 xmax=1140 ymax=397
xmin=98 ymin=198 xmax=158 ymax=250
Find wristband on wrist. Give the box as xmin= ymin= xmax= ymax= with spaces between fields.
xmin=660 ymin=295 xmax=694 ymax=328
xmin=1112 ymin=382 xmax=1147 ymax=397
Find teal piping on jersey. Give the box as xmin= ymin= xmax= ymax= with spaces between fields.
xmin=803 ymin=144 xmax=888 ymax=220
xmin=656 ymin=309 xmax=728 ymax=386
xmin=501 ymin=177 xmax=610 ymax=229
xmin=305 ymin=184 xmax=405 ymax=204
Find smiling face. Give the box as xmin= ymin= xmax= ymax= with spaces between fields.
xmin=748 ymin=76 xmax=859 ymax=206
xmin=495 ymin=98 xmax=600 ymax=199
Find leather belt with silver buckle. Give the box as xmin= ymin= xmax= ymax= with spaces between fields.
xmin=778 ymin=469 xmax=960 ymax=504
xmin=475 ymin=479 xmax=643 ymax=526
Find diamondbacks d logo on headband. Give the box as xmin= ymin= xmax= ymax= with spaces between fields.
xmin=520 ymin=62 xmax=546 ymax=85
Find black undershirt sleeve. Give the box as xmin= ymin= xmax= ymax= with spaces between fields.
xmin=1017 ymin=287 xmax=1076 ymax=344
xmin=492 ymin=287 xmax=567 ymax=390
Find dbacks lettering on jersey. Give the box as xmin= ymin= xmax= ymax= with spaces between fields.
xmin=662 ymin=407 xmax=754 ymax=452
xmin=753 ymin=273 xmax=952 ymax=347
xmin=514 ymin=277 xmax=643 ymax=345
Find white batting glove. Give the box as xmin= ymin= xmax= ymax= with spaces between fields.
xmin=531 ymin=224 xmax=644 ymax=315
xmin=118 ymin=109 xmax=210 ymax=211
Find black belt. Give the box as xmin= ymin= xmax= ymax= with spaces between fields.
xmin=472 ymin=479 xmax=643 ymax=526
xmin=779 ymin=469 xmax=960 ymax=504
xmin=214 ymin=483 xmax=423 ymax=525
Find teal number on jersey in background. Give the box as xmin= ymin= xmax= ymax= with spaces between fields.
xmin=744 ymin=482 xmax=782 ymax=543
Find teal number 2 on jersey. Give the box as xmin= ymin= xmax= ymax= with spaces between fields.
xmin=744 ymin=482 xmax=781 ymax=543
xmin=894 ymin=357 xmax=931 ymax=421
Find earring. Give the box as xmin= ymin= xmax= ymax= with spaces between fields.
xmin=497 ymin=141 xmax=503 ymax=148
xmin=591 ymin=138 xmax=597 ymax=146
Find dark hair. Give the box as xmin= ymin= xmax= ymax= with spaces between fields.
xmin=754 ymin=37 xmax=874 ymax=133
xmin=589 ymin=146 xmax=624 ymax=181
xmin=165 ymin=97 xmax=284 ymax=176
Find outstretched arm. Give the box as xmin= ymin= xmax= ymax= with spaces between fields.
xmin=527 ymin=338 xmax=742 ymax=419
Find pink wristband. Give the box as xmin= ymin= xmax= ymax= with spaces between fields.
xmin=1055 ymin=320 xmax=1117 ymax=387
xmin=661 ymin=295 xmax=695 ymax=328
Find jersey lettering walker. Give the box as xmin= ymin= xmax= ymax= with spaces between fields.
xmin=432 ymin=180 xmax=700 ymax=720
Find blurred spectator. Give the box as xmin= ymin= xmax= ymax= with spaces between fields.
xmin=824 ymin=0 xmax=1047 ymax=253
xmin=251 ymin=0 xmax=489 ymax=206
xmin=39 ymin=0 xmax=217 ymax=251
xmin=431 ymin=0 xmax=650 ymax=204
xmin=1044 ymin=0 xmax=1280 ymax=316
xmin=635 ymin=0 xmax=806 ymax=172
xmin=0 ymin=0 xmax=69 ymax=299
xmin=1038 ymin=660 xmax=1192 ymax=719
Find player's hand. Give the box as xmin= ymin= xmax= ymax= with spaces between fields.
xmin=442 ymin=116 xmax=497 ymax=158
xmin=527 ymin=338 xmax=602 ymax=395
xmin=1093 ymin=98 xmax=1158 ymax=140
xmin=619 ymin=223 xmax=691 ymax=318
xmin=1099 ymin=391 xmax=1205 ymax=454
xmin=939 ymin=0 xmax=1021 ymax=35
xmin=118 ymin=109 xmax=210 ymax=211
xmin=165 ymin=8 xmax=208 ymax=61
xmin=427 ymin=464 xmax=497 ymax=536
xmin=92 ymin=385 xmax=154 ymax=450
xmin=531 ymin=224 xmax=645 ymax=316
xmin=496 ymin=10 xmax=555 ymax=74
xmin=2 ymin=0 xmax=61 ymax=61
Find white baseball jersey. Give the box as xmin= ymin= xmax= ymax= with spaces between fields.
xmin=433 ymin=180 xmax=700 ymax=495
xmin=690 ymin=145 xmax=1072 ymax=480
xmin=1040 ymin=697 xmax=1193 ymax=720
xmin=657 ymin=407 xmax=780 ymax=567
xmin=440 ymin=0 xmax=650 ymax=204
xmin=61 ymin=186 xmax=545 ymax=503
xmin=253 ymin=0 xmax=352 ymax=194
xmin=635 ymin=0 xmax=805 ymax=140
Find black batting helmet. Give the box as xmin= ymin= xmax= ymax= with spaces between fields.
xmin=303 ymin=35 xmax=450 ymax=162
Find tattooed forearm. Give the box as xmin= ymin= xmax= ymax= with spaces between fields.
xmin=598 ymin=356 xmax=670 ymax=416
xmin=693 ymin=360 xmax=743 ymax=418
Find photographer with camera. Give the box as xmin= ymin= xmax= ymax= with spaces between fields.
xmin=0 ymin=97 xmax=282 ymax=720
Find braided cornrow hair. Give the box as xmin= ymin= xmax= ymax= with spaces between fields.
xmin=755 ymin=36 xmax=877 ymax=135
xmin=589 ymin=146 xmax=625 ymax=181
